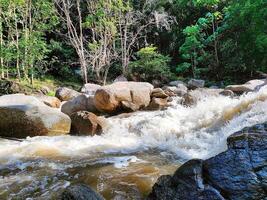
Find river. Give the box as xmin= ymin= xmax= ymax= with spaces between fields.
xmin=1 ymin=86 xmax=267 ymax=199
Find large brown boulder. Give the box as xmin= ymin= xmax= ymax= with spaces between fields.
xmin=151 ymin=88 xmax=169 ymax=98
xmin=94 ymin=82 xmax=154 ymax=113
xmin=70 ymin=111 xmax=107 ymax=136
xmin=0 ymin=94 xmax=71 ymax=138
xmin=61 ymin=94 xmax=97 ymax=116
xmin=34 ymin=95 xmax=61 ymax=108
xmin=147 ymin=97 xmax=168 ymax=110
xmin=55 ymin=87 xmax=81 ymax=101
xmin=80 ymin=83 xmax=101 ymax=95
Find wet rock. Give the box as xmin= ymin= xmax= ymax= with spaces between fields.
xmin=94 ymin=82 xmax=153 ymax=113
xmin=56 ymin=87 xmax=81 ymax=101
xmin=163 ymin=84 xmax=188 ymax=97
xmin=0 ymin=94 xmax=71 ymax=138
xmin=148 ymin=159 xmax=224 ymax=200
xmin=81 ymin=83 xmax=101 ymax=95
xmin=151 ymin=88 xmax=168 ymax=98
xmin=182 ymin=88 xmax=223 ymax=106
xmin=188 ymin=79 xmax=205 ymax=89
xmin=219 ymin=89 xmax=235 ymax=97
xmin=61 ymin=94 xmax=97 ymax=116
xmin=225 ymin=79 xmax=266 ymax=94
xmin=168 ymin=80 xmax=186 ymax=87
xmin=113 ymin=75 xmax=128 ymax=82
xmin=61 ymin=184 xmax=104 ymax=200
xmin=34 ymin=95 xmax=61 ymax=108
xmin=147 ymin=97 xmax=168 ymax=110
xmin=70 ymin=111 xmax=107 ymax=136
xmin=148 ymin=123 xmax=267 ymax=200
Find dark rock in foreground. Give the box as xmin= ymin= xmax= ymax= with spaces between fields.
xmin=148 ymin=123 xmax=267 ymax=200
xmin=62 ymin=184 xmax=104 ymax=200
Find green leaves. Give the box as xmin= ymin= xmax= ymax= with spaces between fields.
xmin=130 ymin=46 xmax=172 ymax=81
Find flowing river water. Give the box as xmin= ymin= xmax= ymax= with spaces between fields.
xmin=1 ymin=86 xmax=267 ymax=199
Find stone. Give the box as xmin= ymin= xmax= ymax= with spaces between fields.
xmin=225 ymin=79 xmax=266 ymax=94
xmin=188 ymin=79 xmax=205 ymax=89
xmin=148 ymin=159 xmax=224 ymax=200
xmin=0 ymin=79 xmax=22 ymax=95
xmin=163 ymin=84 xmax=188 ymax=97
xmin=113 ymin=75 xmax=128 ymax=82
xmin=70 ymin=111 xmax=107 ymax=136
xmin=81 ymin=83 xmax=101 ymax=95
xmin=61 ymin=184 xmax=104 ymax=200
xmin=39 ymin=86 xmax=51 ymax=95
xmin=61 ymin=94 xmax=97 ymax=116
xmin=152 ymin=79 xmax=162 ymax=88
xmin=182 ymin=88 xmax=224 ymax=106
xmin=34 ymin=95 xmax=61 ymax=108
xmin=168 ymin=80 xmax=186 ymax=87
xmin=94 ymin=82 xmax=153 ymax=113
xmin=151 ymin=88 xmax=168 ymax=98
xmin=56 ymin=87 xmax=81 ymax=101
xmin=0 ymin=94 xmax=71 ymax=138
xmin=147 ymin=97 xmax=168 ymax=110
xmin=148 ymin=123 xmax=267 ymax=200
xmin=219 ymin=89 xmax=235 ymax=97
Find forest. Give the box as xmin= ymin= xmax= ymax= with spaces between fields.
xmin=0 ymin=0 xmax=266 ymax=85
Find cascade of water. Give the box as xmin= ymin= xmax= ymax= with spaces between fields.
xmin=1 ymin=86 xmax=267 ymax=199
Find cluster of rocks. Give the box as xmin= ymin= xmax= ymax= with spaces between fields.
xmin=0 ymin=77 xmax=266 ymax=139
xmin=148 ymin=123 xmax=267 ymax=200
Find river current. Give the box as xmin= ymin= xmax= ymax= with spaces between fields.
xmin=1 ymin=86 xmax=267 ymax=199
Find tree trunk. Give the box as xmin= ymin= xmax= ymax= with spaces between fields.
xmin=0 ymin=7 xmax=4 ymax=79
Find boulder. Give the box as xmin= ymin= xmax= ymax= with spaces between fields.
xmin=94 ymin=82 xmax=153 ymax=113
xmin=147 ymin=97 xmax=168 ymax=110
xmin=35 ymin=95 xmax=61 ymax=108
xmin=61 ymin=94 xmax=97 ymax=116
xmin=148 ymin=159 xmax=225 ymax=200
xmin=168 ymin=80 xmax=186 ymax=87
xmin=113 ymin=75 xmax=128 ymax=83
xmin=163 ymin=84 xmax=188 ymax=97
xmin=219 ymin=89 xmax=235 ymax=97
xmin=182 ymin=88 xmax=223 ymax=106
xmin=0 ymin=94 xmax=71 ymax=138
xmin=148 ymin=123 xmax=267 ymax=200
xmin=188 ymin=79 xmax=205 ymax=89
xmin=152 ymin=79 xmax=162 ymax=88
xmin=81 ymin=83 xmax=101 ymax=95
xmin=0 ymin=79 xmax=22 ymax=95
xmin=225 ymin=79 xmax=266 ymax=94
xmin=56 ymin=87 xmax=81 ymax=101
xmin=70 ymin=111 xmax=107 ymax=136
xmin=39 ymin=86 xmax=51 ymax=95
xmin=151 ymin=88 xmax=168 ymax=98
xmin=61 ymin=184 xmax=104 ymax=200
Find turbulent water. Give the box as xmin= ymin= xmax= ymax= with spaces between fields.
xmin=1 ymin=86 xmax=267 ymax=199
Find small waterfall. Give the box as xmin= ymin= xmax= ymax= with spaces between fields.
xmin=1 ymin=86 xmax=267 ymax=199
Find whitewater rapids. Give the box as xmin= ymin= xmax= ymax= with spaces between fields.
xmin=1 ymin=86 xmax=267 ymax=199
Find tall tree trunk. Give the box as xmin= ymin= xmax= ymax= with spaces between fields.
xmin=77 ymin=0 xmax=88 ymax=83
xmin=14 ymin=6 xmax=21 ymax=80
xmin=0 ymin=7 xmax=4 ymax=79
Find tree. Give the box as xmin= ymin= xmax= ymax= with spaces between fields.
xmin=129 ymin=46 xmax=172 ymax=81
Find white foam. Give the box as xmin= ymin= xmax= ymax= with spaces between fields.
xmin=1 ymin=86 xmax=267 ymax=166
